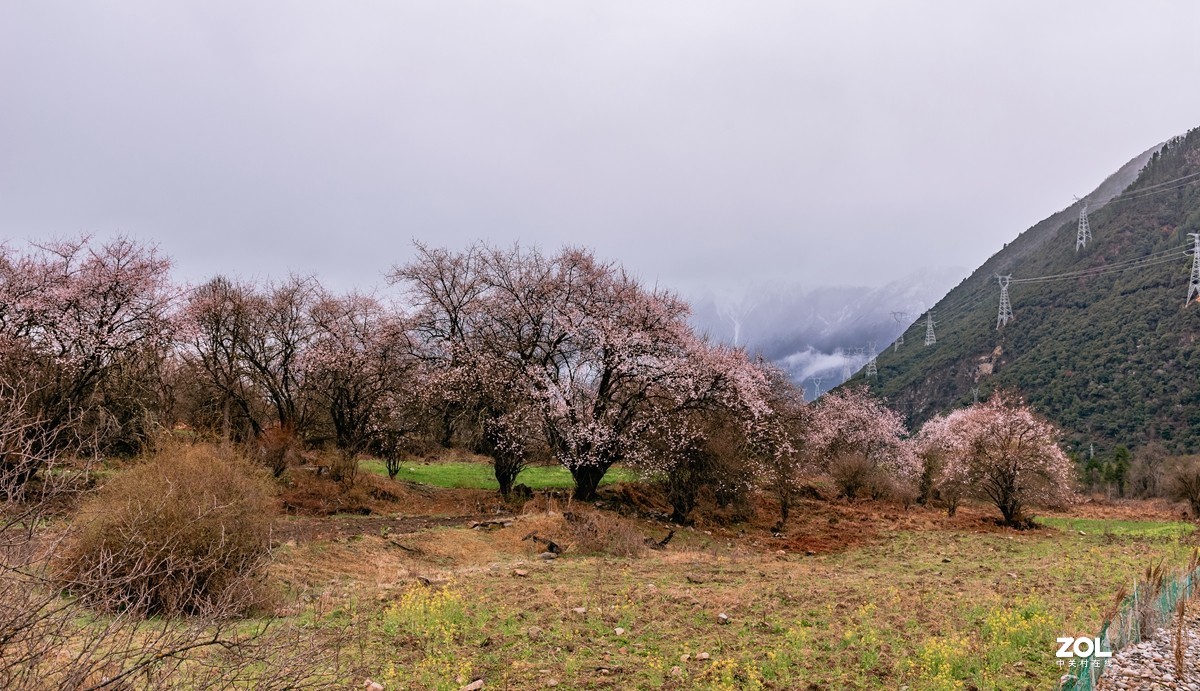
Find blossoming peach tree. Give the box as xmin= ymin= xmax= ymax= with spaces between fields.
xmin=0 ymin=236 xmax=174 ymax=483
xmin=804 ymin=387 xmax=918 ymax=499
xmin=917 ymin=393 xmax=1075 ymax=526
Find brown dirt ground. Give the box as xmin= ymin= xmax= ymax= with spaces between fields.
xmin=273 ymin=470 xmax=1195 ymax=558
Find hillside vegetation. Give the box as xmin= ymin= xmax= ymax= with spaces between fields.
xmin=869 ymin=129 xmax=1200 ymax=458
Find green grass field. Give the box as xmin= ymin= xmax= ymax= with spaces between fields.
xmin=1035 ymin=516 xmax=1196 ymax=539
xmin=358 ymin=459 xmax=637 ymax=490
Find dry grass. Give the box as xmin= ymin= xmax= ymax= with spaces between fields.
xmin=253 ymin=496 xmax=1200 ymax=689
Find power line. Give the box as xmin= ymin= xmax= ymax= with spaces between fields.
xmin=1098 ymin=170 xmax=1200 ymax=206
xmin=1011 ymin=249 xmax=1187 ymax=285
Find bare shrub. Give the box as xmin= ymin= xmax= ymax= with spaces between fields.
xmin=60 ymin=444 xmax=275 ymax=617
xmin=1166 ymin=455 xmax=1200 ymax=517
xmin=563 ymin=509 xmax=646 ymax=557
xmin=1128 ymin=442 xmax=1169 ymax=498
xmin=278 ymin=467 xmax=379 ymax=515
xmin=3 ymin=448 xmax=345 ymax=687
xmin=828 ymin=453 xmax=895 ymax=501
xmin=328 ymin=451 xmax=359 ymax=484
xmin=257 ymin=423 xmax=301 ymax=478
xmin=512 ymin=508 xmax=647 ymax=558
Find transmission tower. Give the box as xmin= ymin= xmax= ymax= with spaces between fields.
xmin=971 ymin=386 xmax=979 ymax=404
xmin=1187 ymin=233 xmax=1200 ymax=306
xmin=841 ymin=354 xmax=853 ymax=382
xmin=923 ymin=312 xmax=936 ymax=346
xmin=865 ymin=342 xmax=877 ymax=378
xmin=1075 ymin=199 xmax=1092 ymax=251
xmin=996 ymin=274 xmax=1013 ymax=329
xmin=891 ymin=312 xmax=907 ymax=351
xmin=811 ymin=377 xmax=823 ymax=399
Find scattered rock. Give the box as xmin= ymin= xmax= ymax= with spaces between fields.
xmin=527 ymin=626 xmax=543 ymax=641
xmin=363 ymin=681 xmax=384 ymax=691
xmin=460 ymin=680 xmax=484 ymax=691
xmin=680 ymin=653 xmax=690 ymax=662
xmin=717 ymin=613 xmax=730 ymax=625
xmin=685 ymin=574 xmax=708 ymax=584
xmin=775 ymin=549 xmax=787 ymax=556
xmin=513 ymin=569 xmax=529 ymax=578
xmin=1095 ymin=610 xmax=1200 ymax=689
xmin=545 ymin=680 xmax=558 ymax=687
xmin=614 ymin=627 xmax=625 ymax=635
xmin=670 ymin=666 xmax=682 ymax=677
xmin=804 ymin=550 xmax=816 ymax=557
xmin=572 ymin=607 xmax=587 ymax=615
xmin=695 ymin=652 xmax=711 ymax=661
xmin=538 ymin=552 xmax=558 ymax=560
xmin=941 ymin=557 xmax=952 ymax=563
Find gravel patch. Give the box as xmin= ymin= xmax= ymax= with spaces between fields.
xmin=1093 ymin=611 xmax=1200 ymax=690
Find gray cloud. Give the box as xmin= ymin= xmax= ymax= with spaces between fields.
xmin=3 ymin=1 xmax=1200 ymax=295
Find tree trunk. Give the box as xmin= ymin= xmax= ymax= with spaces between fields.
xmin=999 ymin=498 xmax=1024 ymax=527
xmin=495 ymin=463 xmax=518 ymax=497
xmin=570 ymin=464 xmax=608 ymax=501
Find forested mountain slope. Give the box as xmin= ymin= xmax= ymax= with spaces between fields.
xmin=868 ymin=131 xmax=1200 ymax=456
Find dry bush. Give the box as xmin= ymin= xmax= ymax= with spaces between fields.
xmin=1166 ymin=456 xmax=1200 ymax=517
xmin=59 ymin=443 xmax=275 ymax=617
xmin=4 ymin=462 xmax=347 ymax=687
xmin=256 ymin=424 xmax=302 ymax=478
xmin=564 ymin=509 xmax=647 ymax=557
xmin=829 ymin=453 xmax=897 ymax=501
xmin=692 ymin=484 xmax=757 ymax=526
xmin=279 ymin=467 xmax=395 ymax=515
xmin=1129 ymin=442 xmax=1169 ymax=498
xmin=509 ymin=507 xmax=647 ymax=558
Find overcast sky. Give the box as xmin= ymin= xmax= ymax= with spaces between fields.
xmin=3 ymin=1 xmax=1200 ymax=297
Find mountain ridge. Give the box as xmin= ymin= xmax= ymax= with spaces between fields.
xmin=866 ymin=132 xmax=1200 ymax=456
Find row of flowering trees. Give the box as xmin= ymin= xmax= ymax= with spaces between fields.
xmin=0 ymin=236 xmax=1075 ymax=524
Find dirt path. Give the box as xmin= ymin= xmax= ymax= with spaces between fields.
xmin=274 ymin=514 xmax=486 ymax=544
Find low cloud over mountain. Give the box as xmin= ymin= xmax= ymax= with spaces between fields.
xmin=690 ymin=267 xmax=965 ymax=395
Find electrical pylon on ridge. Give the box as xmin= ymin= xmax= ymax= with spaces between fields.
xmin=891 ymin=312 xmax=907 ymax=351
xmin=1187 ymin=233 xmax=1200 ymax=306
xmin=996 ymin=274 xmax=1013 ymax=329
xmin=924 ymin=312 xmax=937 ymax=346
xmin=1075 ymin=198 xmax=1092 ymax=251
xmin=865 ymin=342 xmax=877 ymax=378
xmin=811 ymin=377 xmax=823 ymax=399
